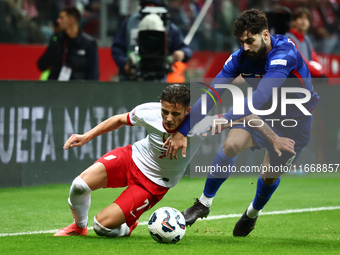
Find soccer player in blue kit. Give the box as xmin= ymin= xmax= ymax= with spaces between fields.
xmin=165 ymin=9 xmax=320 ymax=236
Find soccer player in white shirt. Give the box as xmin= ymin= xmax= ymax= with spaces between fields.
xmin=54 ymin=84 xmax=204 ymax=237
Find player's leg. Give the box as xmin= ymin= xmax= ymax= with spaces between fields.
xmin=93 ymin=203 xmax=135 ymax=238
xmin=204 ymin=128 xmax=257 ymax=198
xmin=233 ymin=151 xmax=277 ymax=236
xmin=233 ymin=148 xmax=297 ymax=237
xmin=93 ymin=182 xmax=166 ymax=238
xmin=54 ymin=162 xmax=108 ymax=236
xmin=247 ymin=151 xmax=280 ymax=218
xmin=182 ymin=128 xmax=257 ymax=226
xmin=69 ymin=163 xmax=108 ymax=228
xmin=54 ymin=145 xmax=133 ymax=237
xmin=91 ymin=144 xmax=167 ymax=238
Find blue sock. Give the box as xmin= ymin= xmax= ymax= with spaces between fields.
xmin=252 ymin=176 xmax=281 ymax=210
xmin=203 ymin=147 xmax=238 ymax=198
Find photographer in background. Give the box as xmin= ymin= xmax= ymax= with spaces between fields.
xmin=37 ymin=6 xmax=99 ymax=81
xmin=111 ymin=0 xmax=192 ymax=82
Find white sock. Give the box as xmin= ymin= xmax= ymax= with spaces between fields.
xmin=199 ymin=193 xmax=214 ymax=208
xmin=68 ymin=176 xmax=92 ymax=229
xmin=246 ymin=201 xmax=261 ymax=219
xmin=119 ymin=223 xmax=130 ymax=236
xmin=93 ymin=216 xmax=130 ymax=237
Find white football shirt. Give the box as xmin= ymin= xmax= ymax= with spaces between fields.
xmin=128 ymin=102 xmax=205 ymax=188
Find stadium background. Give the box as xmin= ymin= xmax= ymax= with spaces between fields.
xmin=0 ymin=80 xmax=339 ymax=188
xmin=0 ymin=3 xmax=339 ymax=253
xmin=0 ymin=44 xmax=340 ymax=82
xmin=0 ymin=0 xmax=340 ymax=187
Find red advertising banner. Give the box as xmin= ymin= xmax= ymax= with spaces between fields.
xmin=0 ymin=44 xmax=339 ymax=82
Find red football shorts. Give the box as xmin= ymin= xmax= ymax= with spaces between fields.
xmin=95 ymin=145 xmax=169 ymax=226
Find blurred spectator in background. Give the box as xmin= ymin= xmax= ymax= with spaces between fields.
xmin=310 ymin=0 xmax=340 ymax=54
xmin=82 ymin=0 xmax=100 ymax=38
xmin=0 ymin=0 xmax=46 ymax=43
xmin=111 ymin=0 xmax=192 ymax=81
xmin=215 ymin=0 xmax=241 ymax=52
xmin=167 ymin=0 xmax=202 ymax=50
xmin=22 ymin=0 xmax=39 ymax=20
xmin=265 ymin=2 xmax=292 ymax=35
xmin=285 ymin=7 xmax=326 ymax=77
xmin=1 ymin=0 xmax=340 ymax=57
xmin=37 ymin=6 xmax=99 ymax=80
xmin=167 ymin=0 xmax=245 ymax=52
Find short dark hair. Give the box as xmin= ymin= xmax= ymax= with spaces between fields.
xmin=62 ymin=6 xmax=81 ymax=24
xmin=292 ymin=7 xmax=311 ymax=22
xmin=159 ymin=84 xmax=190 ymax=108
xmin=233 ymin=9 xmax=268 ymax=38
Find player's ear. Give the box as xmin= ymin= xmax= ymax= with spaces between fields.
xmin=186 ymin=106 xmax=191 ymax=114
xmin=262 ymin=30 xmax=269 ymax=39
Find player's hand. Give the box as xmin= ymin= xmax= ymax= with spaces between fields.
xmin=202 ymin=124 xmax=223 ymax=137
xmin=63 ymin=134 xmax=89 ymax=150
xmin=162 ymin=132 xmax=187 ymax=160
xmin=272 ymin=136 xmax=296 ymax=157
xmin=202 ymin=117 xmax=228 ymax=137
xmin=202 ymin=125 xmax=212 ymax=137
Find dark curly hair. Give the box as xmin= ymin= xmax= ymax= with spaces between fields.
xmin=159 ymin=84 xmax=190 ymax=108
xmin=233 ymin=9 xmax=268 ymax=38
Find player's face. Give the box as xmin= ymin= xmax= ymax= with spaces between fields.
xmin=161 ymin=101 xmax=190 ymax=131
xmin=239 ymin=31 xmax=268 ymax=61
xmin=57 ymin=11 xmax=71 ymax=31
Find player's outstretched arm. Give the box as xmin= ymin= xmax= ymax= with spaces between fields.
xmin=244 ymin=114 xmax=296 ymax=157
xmin=208 ymin=113 xmax=295 ymax=157
xmin=63 ymin=113 xmax=129 ymax=150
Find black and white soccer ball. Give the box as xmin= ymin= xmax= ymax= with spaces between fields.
xmin=148 ymin=207 xmax=186 ymax=244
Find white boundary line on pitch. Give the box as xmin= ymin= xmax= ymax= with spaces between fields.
xmin=1 ymin=205 xmax=340 ymax=237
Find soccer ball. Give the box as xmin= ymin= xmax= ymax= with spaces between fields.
xmin=148 ymin=207 xmax=186 ymax=244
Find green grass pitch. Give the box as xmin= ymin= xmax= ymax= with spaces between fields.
xmin=1 ymin=177 xmax=339 ymax=255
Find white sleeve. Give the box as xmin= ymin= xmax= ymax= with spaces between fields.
xmin=128 ymin=105 xmax=143 ymax=127
xmin=128 ymin=102 xmax=160 ymax=127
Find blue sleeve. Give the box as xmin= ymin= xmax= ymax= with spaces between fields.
xmin=168 ymin=23 xmax=192 ymax=62
xmin=222 ymin=71 xmax=287 ymax=120
xmin=111 ymin=19 xmax=129 ymax=69
xmin=221 ymin=44 xmax=297 ymax=121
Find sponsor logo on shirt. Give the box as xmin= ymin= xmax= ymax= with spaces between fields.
xmin=270 ymin=59 xmax=287 ymax=66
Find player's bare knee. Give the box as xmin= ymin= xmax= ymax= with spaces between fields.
xmin=93 ymin=216 xmax=120 ymax=238
xmin=222 ymin=142 xmax=241 ymax=157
